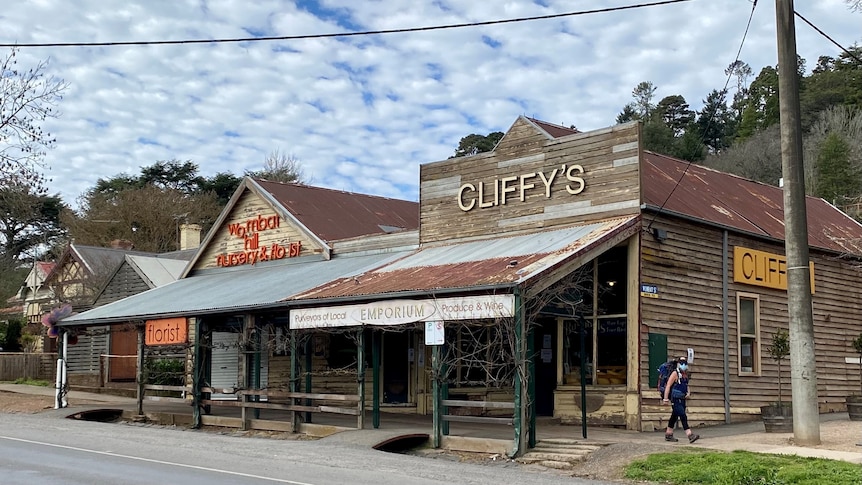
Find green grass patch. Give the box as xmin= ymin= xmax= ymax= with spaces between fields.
xmin=624 ymin=450 xmax=862 ymax=485
xmin=12 ymin=378 xmax=52 ymax=387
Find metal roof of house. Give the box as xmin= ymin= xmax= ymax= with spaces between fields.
xmin=60 ymin=244 xmax=156 ymax=280
xmin=289 ymin=216 xmax=640 ymax=301
xmin=59 ymin=250 xmax=414 ymax=326
xmin=125 ymin=255 xmax=189 ymax=288
xmin=642 ymin=152 xmax=862 ymax=255
xmin=255 ymin=179 xmax=420 ymax=242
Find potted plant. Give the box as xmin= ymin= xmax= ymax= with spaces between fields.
xmin=761 ymin=328 xmax=793 ymax=433
xmin=847 ymin=333 xmax=862 ymax=421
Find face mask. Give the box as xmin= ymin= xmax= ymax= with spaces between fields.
xmin=679 ymin=364 xmax=688 ymax=371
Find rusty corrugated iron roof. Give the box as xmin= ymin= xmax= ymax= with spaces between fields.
xmin=642 ymin=151 xmax=862 ymax=255
xmin=526 ymin=117 xmax=580 ymax=138
xmin=255 ymin=179 xmax=419 ymax=242
xmin=289 ymin=216 xmax=639 ymax=301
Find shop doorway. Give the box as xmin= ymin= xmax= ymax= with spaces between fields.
xmin=534 ymin=318 xmax=557 ymax=416
xmin=108 ymin=326 xmax=137 ymax=381
xmin=383 ymin=331 xmax=410 ymax=404
xmin=211 ymin=331 xmax=239 ymax=400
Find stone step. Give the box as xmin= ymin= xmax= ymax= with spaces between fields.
xmin=532 ymin=445 xmax=603 ymax=454
xmin=537 ymin=437 xmax=601 ymax=446
xmin=533 ymin=441 xmax=604 ymax=450
xmin=518 ymin=451 xmax=589 ymax=464
xmin=537 ymin=460 xmax=574 ymax=470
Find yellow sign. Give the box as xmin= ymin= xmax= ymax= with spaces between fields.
xmin=733 ymin=247 xmax=814 ymax=293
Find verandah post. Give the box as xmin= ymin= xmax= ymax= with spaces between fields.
xmin=357 ymin=329 xmax=366 ymax=429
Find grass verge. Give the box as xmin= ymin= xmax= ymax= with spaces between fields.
xmin=624 ymin=450 xmax=861 ymax=485
xmin=12 ymin=378 xmax=52 ymax=387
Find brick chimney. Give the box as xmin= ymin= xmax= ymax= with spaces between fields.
xmin=179 ymin=223 xmax=202 ymax=250
xmin=109 ymin=239 xmax=134 ymax=250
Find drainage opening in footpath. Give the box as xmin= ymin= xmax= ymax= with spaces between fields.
xmin=372 ymin=433 xmax=430 ymax=453
xmin=66 ymin=408 xmax=124 ymax=423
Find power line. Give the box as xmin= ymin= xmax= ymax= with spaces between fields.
xmin=646 ymin=0 xmax=758 ymax=230
xmin=794 ymin=10 xmax=862 ymax=65
xmin=1 ymin=0 xmax=693 ymax=49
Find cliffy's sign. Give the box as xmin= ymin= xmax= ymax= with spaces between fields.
xmin=215 ymin=214 xmax=301 ymax=267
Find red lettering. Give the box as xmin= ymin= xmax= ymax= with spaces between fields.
xmin=289 ymin=241 xmax=301 ymax=257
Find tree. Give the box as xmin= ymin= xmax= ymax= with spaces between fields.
xmin=65 ymin=184 xmax=221 ymax=253
xmin=0 ymin=48 xmax=68 ymax=188
xmin=804 ymin=106 xmax=862 ymax=199
xmin=703 ymin=124 xmax=783 ymax=185
xmin=737 ymin=66 xmax=780 ymax=139
xmin=140 ymin=160 xmax=204 ymax=194
xmin=671 ymin=129 xmax=706 ymax=162
xmin=655 ymin=95 xmax=695 ymax=137
xmin=199 ymin=172 xmax=242 ymax=206
xmin=69 ymin=160 xmax=265 ymax=251
xmin=696 ymin=89 xmax=735 ymax=153
xmin=815 ymin=132 xmax=859 ymax=204
xmin=0 ymin=179 xmax=65 ymax=267
xmin=631 ymin=81 xmax=657 ymax=119
xmin=247 ymin=149 xmax=306 ymax=183
xmin=767 ymin=328 xmax=790 ymax=406
xmin=725 ymin=60 xmax=753 ymax=97
xmin=616 ymin=104 xmax=639 ymax=124
xmin=451 ymin=132 xmax=504 ymax=158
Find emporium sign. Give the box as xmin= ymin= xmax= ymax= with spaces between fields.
xmin=733 ymin=246 xmax=815 ymax=293
xmin=290 ymin=294 xmax=515 ymax=329
xmin=215 ymin=214 xmax=302 ymax=267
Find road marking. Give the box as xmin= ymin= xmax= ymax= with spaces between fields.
xmin=0 ymin=435 xmax=314 ymax=484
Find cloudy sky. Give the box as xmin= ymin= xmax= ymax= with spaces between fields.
xmin=1 ymin=1 xmax=858 ymax=208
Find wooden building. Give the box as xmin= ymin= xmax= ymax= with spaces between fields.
xmin=59 ymin=116 xmax=862 ymax=453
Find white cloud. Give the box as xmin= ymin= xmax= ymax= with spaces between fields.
xmin=0 ymin=0 xmax=857 ymax=207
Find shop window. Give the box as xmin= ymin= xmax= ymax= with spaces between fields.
xmin=453 ymin=325 xmax=515 ymax=388
xmin=563 ymin=318 xmax=594 ymax=384
xmin=327 ymin=331 xmax=369 ymax=370
xmin=597 ymin=247 xmax=628 ymax=316
xmin=737 ymin=293 xmax=760 ymax=375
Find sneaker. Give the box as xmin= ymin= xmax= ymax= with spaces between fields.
xmin=688 ymin=434 xmax=700 ymax=444
xmin=665 ymin=434 xmax=678 ymax=442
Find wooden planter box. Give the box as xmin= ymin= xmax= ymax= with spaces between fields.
xmin=760 ymin=404 xmax=793 ymax=433
xmin=846 ymin=395 xmax=862 ymax=421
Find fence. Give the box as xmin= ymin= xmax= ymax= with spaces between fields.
xmin=0 ymin=353 xmax=58 ymax=381
xmin=200 ymin=387 xmax=363 ymax=431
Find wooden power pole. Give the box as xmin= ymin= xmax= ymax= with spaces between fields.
xmin=775 ymin=0 xmax=820 ymax=445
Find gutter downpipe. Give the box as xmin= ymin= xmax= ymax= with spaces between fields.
xmin=723 ymin=230 xmax=731 ymax=423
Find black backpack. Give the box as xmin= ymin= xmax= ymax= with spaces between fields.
xmin=656 ymin=359 xmax=678 ymax=397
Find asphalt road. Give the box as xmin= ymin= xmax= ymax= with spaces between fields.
xmin=0 ymin=413 xmax=614 ymax=485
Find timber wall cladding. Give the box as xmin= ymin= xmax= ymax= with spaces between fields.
xmin=640 ymin=214 xmax=862 ymax=415
xmin=194 ymin=190 xmax=324 ymax=271
xmin=94 ymin=264 xmax=149 ymax=307
xmin=640 ymin=215 xmax=728 ymax=414
xmin=419 ymin=119 xmax=641 ymax=245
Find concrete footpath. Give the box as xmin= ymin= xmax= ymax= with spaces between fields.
xmin=2 ymin=383 xmax=861 ymax=464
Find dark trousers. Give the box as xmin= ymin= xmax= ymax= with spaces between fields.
xmin=667 ymin=398 xmax=690 ymax=431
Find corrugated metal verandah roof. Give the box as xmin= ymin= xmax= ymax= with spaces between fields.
xmin=642 ymin=152 xmax=862 ymax=256
xmin=59 ymin=250 xmax=414 ymax=326
xmin=288 ymin=215 xmax=640 ymax=302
